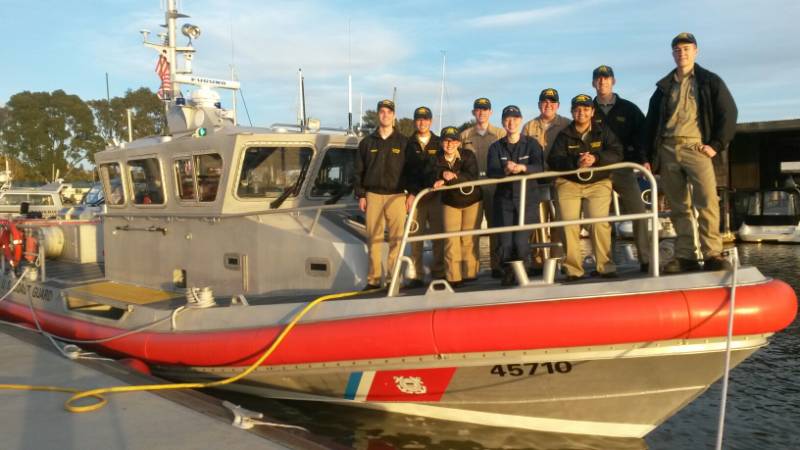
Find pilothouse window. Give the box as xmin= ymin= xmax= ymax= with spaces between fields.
xmin=175 ymin=154 xmax=222 ymax=202
xmin=237 ymin=147 xmax=313 ymax=198
xmin=311 ymin=148 xmax=356 ymax=198
xmin=99 ymin=162 xmax=125 ymax=206
xmin=129 ymin=158 xmax=165 ymax=205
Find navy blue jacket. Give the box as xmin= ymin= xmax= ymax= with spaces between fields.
xmin=487 ymin=135 xmax=546 ymax=209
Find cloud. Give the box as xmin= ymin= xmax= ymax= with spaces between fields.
xmin=463 ymin=0 xmax=605 ymax=28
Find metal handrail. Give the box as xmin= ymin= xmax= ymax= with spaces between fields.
xmin=387 ymin=162 xmax=659 ymax=296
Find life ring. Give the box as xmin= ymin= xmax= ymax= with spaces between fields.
xmin=0 ymin=221 xmax=24 ymax=267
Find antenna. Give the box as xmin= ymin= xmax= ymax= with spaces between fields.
xmin=438 ymin=50 xmax=446 ymax=133
xmin=105 ymin=72 xmax=112 ymax=142
xmin=347 ymin=19 xmax=353 ymax=134
xmin=298 ymin=69 xmax=307 ymax=131
xmin=359 ymin=94 xmax=363 ymax=132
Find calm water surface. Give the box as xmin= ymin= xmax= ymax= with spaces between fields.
xmin=216 ymin=243 xmax=800 ymax=449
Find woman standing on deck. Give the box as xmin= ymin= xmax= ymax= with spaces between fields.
xmin=433 ymin=126 xmax=483 ymax=288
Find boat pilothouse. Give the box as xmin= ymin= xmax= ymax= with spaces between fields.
xmin=92 ymin=2 xmax=365 ymax=295
xmin=0 ymin=0 xmax=796 ymax=439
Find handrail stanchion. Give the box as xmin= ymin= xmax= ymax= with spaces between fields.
xmin=646 ymin=169 xmax=660 ymax=276
xmin=518 ymin=178 xmax=527 ymax=227
xmin=387 ymin=191 xmax=425 ymax=297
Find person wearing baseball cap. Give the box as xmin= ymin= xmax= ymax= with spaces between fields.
xmin=432 ymin=126 xmax=483 ymax=287
xmin=487 ymin=105 xmax=547 ymax=286
xmin=591 ymin=65 xmax=651 ymax=273
xmin=404 ymin=106 xmax=445 ymax=288
xmin=548 ymin=94 xmax=623 ymax=281
xmin=459 ymin=98 xmax=507 ymax=278
xmin=522 ymin=88 xmax=571 ymax=154
xmin=643 ymin=32 xmax=738 ymax=273
xmin=354 ymin=98 xmax=414 ymax=289
xmin=521 ymin=87 xmax=571 ymax=273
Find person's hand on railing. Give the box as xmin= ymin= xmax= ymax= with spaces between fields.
xmin=433 ymin=180 xmax=445 ymax=189
xmin=442 ymin=171 xmax=457 ymax=182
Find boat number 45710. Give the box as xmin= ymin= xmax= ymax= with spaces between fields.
xmin=490 ymin=362 xmax=573 ymax=377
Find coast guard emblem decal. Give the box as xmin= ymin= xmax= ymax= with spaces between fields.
xmin=393 ymin=376 xmax=427 ymax=395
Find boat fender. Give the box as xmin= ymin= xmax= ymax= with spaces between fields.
xmin=24 ymin=228 xmax=38 ymax=264
xmin=0 ymin=221 xmax=24 ymax=267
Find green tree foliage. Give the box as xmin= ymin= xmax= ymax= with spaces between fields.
xmin=457 ymin=119 xmax=476 ymax=132
xmin=1 ymin=90 xmax=104 ymax=182
xmin=88 ymin=87 xmax=165 ymax=144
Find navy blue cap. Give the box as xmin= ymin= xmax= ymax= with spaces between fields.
xmin=671 ymin=32 xmax=697 ymax=48
xmin=592 ymin=65 xmax=614 ymax=79
xmin=441 ymin=126 xmax=460 ymax=140
xmin=539 ymin=88 xmax=559 ymax=103
xmin=571 ymin=94 xmax=593 ymax=108
xmin=473 ymin=97 xmax=492 ymax=110
xmin=377 ymin=99 xmax=395 ymax=112
xmin=413 ymin=106 xmax=432 ymax=119
xmin=501 ymin=105 xmax=522 ymax=119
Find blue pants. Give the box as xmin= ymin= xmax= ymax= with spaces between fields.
xmin=494 ymin=196 xmax=540 ymax=266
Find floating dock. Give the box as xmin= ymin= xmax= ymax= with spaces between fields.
xmin=0 ymin=326 xmax=338 ymax=450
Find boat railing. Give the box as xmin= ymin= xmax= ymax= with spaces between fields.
xmin=387 ymin=162 xmax=660 ymax=297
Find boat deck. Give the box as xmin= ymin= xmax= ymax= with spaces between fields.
xmin=0 ymin=326 xmax=339 ymax=450
xmin=39 ymin=259 xmax=654 ymax=311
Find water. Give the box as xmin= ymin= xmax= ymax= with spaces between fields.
xmin=215 ymin=243 xmax=800 ymax=449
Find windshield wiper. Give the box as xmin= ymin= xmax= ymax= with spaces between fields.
xmin=270 ymin=157 xmax=312 ymax=209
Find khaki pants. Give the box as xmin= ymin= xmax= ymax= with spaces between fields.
xmin=411 ymin=194 xmax=445 ymax=279
xmin=658 ymin=140 xmax=722 ymax=260
xmin=530 ymin=200 xmax=564 ymax=267
xmin=443 ymin=202 xmax=482 ymax=282
xmin=555 ymin=178 xmax=615 ymax=277
xmin=611 ymin=169 xmax=650 ymax=265
xmin=365 ymin=192 xmax=407 ymax=285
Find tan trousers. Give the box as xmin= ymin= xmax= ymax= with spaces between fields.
xmin=611 ymin=169 xmax=650 ymax=265
xmin=555 ymin=178 xmax=615 ymax=277
xmin=411 ymin=194 xmax=445 ymax=279
xmin=365 ymin=192 xmax=407 ymax=285
xmin=443 ymin=202 xmax=482 ymax=282
xmin=658 ymin=140 xmax=722 ymax=260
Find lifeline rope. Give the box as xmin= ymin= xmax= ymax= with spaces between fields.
xmin=715 ymin=248 xmax=740 ymax=450
xmin=0 ymin=286 xmax=377 ymax=414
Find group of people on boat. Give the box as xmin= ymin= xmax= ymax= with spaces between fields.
xmin=354 ymin=32 xmax=738 ymax=289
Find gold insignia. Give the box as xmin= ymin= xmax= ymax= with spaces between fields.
xmin=428 ymin=149 xmax=437 ymax=155
xmin=477 ymin=98 xmax=488 ymax=104
xmin=616 ymin=116 xmax=626 ymax=122
xmin=370 ymin=148 xmax=378 ymax=153
xmin=590 ymin=141 xmax=601 ymax=148
xmin=568 ymin=145 xmax=580 ymax=149
xmin=392 ymin=148 xmax=401 ymax=154
xmin=545 ymin=89 xmax=555 ymax=96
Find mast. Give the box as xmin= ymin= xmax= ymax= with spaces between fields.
xmin=298 ymin=69 xmax=307 ymax=131
xmin=166 ymin=0 xmax=179 ymax=99
xmin=347 ymin=19 xmax=353 ymax=133
xmin=438 ymin=50 xmax=446 ymax=133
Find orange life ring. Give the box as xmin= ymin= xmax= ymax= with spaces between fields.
xmin=0 ymin=221 xmax=24 ymax=267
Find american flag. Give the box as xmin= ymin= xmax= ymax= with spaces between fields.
xmin=155 ymin=54 xmax=171 ymax=99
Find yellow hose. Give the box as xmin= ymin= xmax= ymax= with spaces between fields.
xmin=1 ymin=288 xmax=375 ymax=413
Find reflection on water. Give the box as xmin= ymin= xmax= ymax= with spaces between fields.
xmin=646 ymin=243 xmax=800 ymax=450
xmin=214 ymin=243 xmax=799 ymax=450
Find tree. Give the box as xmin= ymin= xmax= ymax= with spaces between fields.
xmin=0 ymin=90 xmax=104 ymax=182
xmin=88 ymin=87 xmax=165 ymax=145
xmin=457 ymin=119 xmax=476 ymax=132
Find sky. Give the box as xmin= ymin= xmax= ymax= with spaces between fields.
xmin=1 ymin=0 xmax=798 ymax=130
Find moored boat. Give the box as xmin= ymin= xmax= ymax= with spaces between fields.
xmin=0 ymin=1 xmax=796 ymax=439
